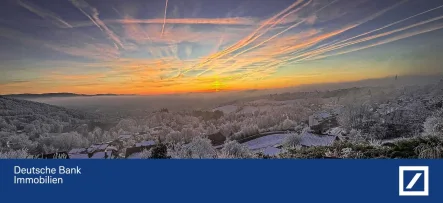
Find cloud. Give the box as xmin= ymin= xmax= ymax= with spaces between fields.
xmin=17 ymin=0 xmax=73 ymax=28
xmin=306 ymin=23 xmax=443 ymax=61
xmin=71 ymin=17 xmax=258 ymax=27
xmin=182 ymin=0 xmax=311 ymax=74
xmin=70 ymin=0 xmax=125 ymax=49
xmin=0 ymin=26 xmax=119 ymax=60
xmin=45 ymin=43 xmax=120 ymax=60
xmin=281 ymin=13 xmax=443 ymax=63
xmin=161 ymin=0 xmax=169 ymax=36
xmin=185 ymin=45 xmax=193 ymax=57
xmin=305 ymin=15 xmax=317 ymax=25
xmin=0 ymin=80 xmax=31 ymax=85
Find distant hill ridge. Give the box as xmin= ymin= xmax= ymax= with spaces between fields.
xmin=2 ymin=93 xmax=136 ymax=98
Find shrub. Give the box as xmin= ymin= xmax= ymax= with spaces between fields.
xmin=140 ymin=149 xmax=153 ymax=159
xmin=423 ymin=116 xmax=443 ymax=137
xmin=282 ymin=133 xmax=302 ymax=148
xmin=168 ymin=136 xmax=217 ymax=159
xmin=233 ymin=124 xmax=259 ymax=139
xmin=165 ymin=131 xmax=182 ymax=143
xmin=253 ymin=151 xmax=274 ymax=159
xmin=279 ymin=136 xmax=443 ymax=159
xmin=37 ymin=132 xmax=90 ymax=153
xmin=116 ymin=118 xmax=138 ymax=132
xmin=7 ymin=134 xmax=37 ymax=151
xmin=281 ymin=118 xmax=296 ymax=130
xmin=0 ymin=149 xmax=33 ymax=159
xmin=150 ymin=143 xmax=169 ymax=159
xmin=348 ymin=129 xmax=365 ymax=142
xmin=415 ymin=144 xmax=442 ymax=159
xmin=220 ymin=140 xmax=251 ymax=158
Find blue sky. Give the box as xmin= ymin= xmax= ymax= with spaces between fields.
xmin=0 ymin=0 xmax=442 ymax=94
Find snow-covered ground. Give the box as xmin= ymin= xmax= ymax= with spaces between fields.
xmin=262 ymin=146 xmax=281 ymax=156
xmin=213 ymin=105 xmax=237 ymax=114
xmin=243 ymin=134 xmax=288 ymax=150
xmin=242 ymin=133 xmax=289 ymax=156
xmin=214 ymin=104 xmax=277 ymax=114
xmin=239 ymin=106 xmax=259 ymax=114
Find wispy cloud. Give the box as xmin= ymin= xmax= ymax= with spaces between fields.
xmin=161 ymin=0 xmax=169 ymax=36
xmin=0 ymin=26 xmax=119 ymax=60
xmin=17 ymin=0 xmax=73 ymax=28
xmin=70 ymin=0 xmax=125 ymax=49
xmin=71 ymin=17 xmax=260 ymax=27
xmin=46 ymin=43 xmax=120 ymax=60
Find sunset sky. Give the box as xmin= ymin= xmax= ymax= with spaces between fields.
xmin=0 ymin=0 xmax=442 ymax=95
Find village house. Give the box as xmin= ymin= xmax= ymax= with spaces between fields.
xmin=308 ymin=112 xmax=339 ymax=134
xmin=125 ymin=140 xmax=156 ymax=158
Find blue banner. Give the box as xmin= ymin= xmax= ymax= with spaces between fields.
xmin=1 ymin=160 xmax=442 ymax=203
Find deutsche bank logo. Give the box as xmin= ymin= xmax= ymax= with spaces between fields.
xmin=399 ymin=166 xmax=429 ymax=196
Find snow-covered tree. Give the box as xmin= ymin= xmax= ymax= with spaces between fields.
xmin=168 ymin=136 xmax=217 ymax=159
xmin=0 ymin=149 xmax=33 ymax=159
xmin=116 ymin=118 xmax=138 ymax=132
xmin=139 ymin=149 xmax=152 ymax=159
xmin=220 ymin=140 xmax=251 ymax=158
xmin=283 ymin=132 xmax=302 ymax=148
xmin=423 ymin=116 xmax=443 ymax=137
xmin=7 ymin=134 xmax=37 ymax=151
xmin=281 ymin=118 xmax=296 ymax=130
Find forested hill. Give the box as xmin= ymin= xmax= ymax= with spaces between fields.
xmin=0 ymin=96 xmax=97 ymax=135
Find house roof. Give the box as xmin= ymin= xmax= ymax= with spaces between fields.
xmin=69 ymin=153 xmax=89 ymax=159
xmin=69 ymin=148 xmax=87 ymax=154
xmin=243 ymin=134 xmax=288 ymax=151
xmin=90 ymin=151 xmax=113 ymax=159
xmin=118 ymin=134 xmax=132 ymax=139
xmin=327 ymin=127 xmax=345 ymax=136
xmin=311 ymin=112 xmax=332 ymax=120
xmin=87 ymin=143 xmax=109 ymax=153
xmin=106 ymin=146 xmax=118 ymax=151
xmin=135 ymin=140 xmax=155 ymax=147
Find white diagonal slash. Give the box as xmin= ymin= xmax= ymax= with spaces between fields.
xmin=406 ymin=173 xmax=422 ymax=189
xmin=399 ymin=166 xmax=429 ymax=196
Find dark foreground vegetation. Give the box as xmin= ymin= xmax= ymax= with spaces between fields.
xmin=280 ymin=136 xmax=443 ymax=159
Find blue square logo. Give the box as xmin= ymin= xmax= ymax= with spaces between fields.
xmin=399 ymin=166 xmax=429 ymax=196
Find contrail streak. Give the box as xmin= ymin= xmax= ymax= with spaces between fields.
xmin=196 ymin=21 xmax=306 ymax=77
xmin=308 ymin=23 xmax=443 ymax=61
xmin=196 ymin=7 xmax=311 ymax=77
xmin=299 ymin=3 xmax=443 ymax=59
xmin=297 ymin=15 xmax=443 ymax=61
xmin=186 ymin=0 xmax=306 ymax=69
xmin=220 ymin=0 xmax=339 ymax=68
xmin=278 ymin=0 xmax=408 ymax=62
xmin=185 ymin=0 xmax=309 ymax=74
xmin=17 ymin=0 xmax=73 ymax=28
xmin=215 ymin=0 xmax=409 ymax=81
xmin=70 ymin=0 xmax=124 ymax=49
xmin=161 ymin=0 xmax=169 ymax=37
